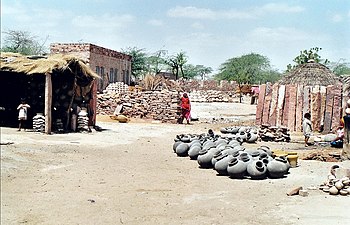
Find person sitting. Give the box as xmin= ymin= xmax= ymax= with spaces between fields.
xmin=330 ymin=120 xmax=344 ymax=148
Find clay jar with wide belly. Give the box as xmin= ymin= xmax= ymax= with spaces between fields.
xmin=247 ymin=160 xmax=267 ymax=180
xmin=267 ymin=158 xmax=288 ymax=178
xmin=214 ymin=154 xmax=234 ymax=175
xmin=227 ymin=157 xmax=247 ymax=179
xmin=197 ymin=147 xmax=220 ymax=168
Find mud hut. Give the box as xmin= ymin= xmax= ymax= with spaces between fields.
xmin=0 ymin=52 xmax=99 ymax=133
xmin=256 ymin=61 xmax=342 ymax=133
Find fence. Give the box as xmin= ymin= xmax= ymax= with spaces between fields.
xmin=256 ymin=83 xmax=343 ymax=133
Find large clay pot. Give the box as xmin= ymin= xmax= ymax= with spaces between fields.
xmin=227 ymin=157 xmax=247 ymax=179
xmin=233 ymin=145 xmax=245 ymax=152
xmin=197 ymin=147 xmax=220 ymax=168
xmin=173 ymin=141 xmax=182 ymax=152
xmin=180 ymin=135 xmax=191 ymax=143
xmin=276 ymin=156 xmax=291 ymax=173
xmin=215 ymin=138 xmax=228 ymax=146
xmin=176 ymin=143 xmax=189 ymax=157
xmin=215 ymin=154 xmax=234 ymax=175
xmin=188 ymin=145 xmax=202 ymax=160
xmin=246 ymin=132 xmax=259 ymax=143
xmin=238 ymin=127 xmax=246 ymax=133
xmin=228 ymin=140 xmax=241 ymax=148
xmin=250 ymin=151 xmax=260 ymax=160
xmin=247 ymin=160 xmax=267 ymax=180
xmin=202 ymin=141 xmax=215 ymax=150
xmin=237 ymin=132 xmax=247 ymax=141
xmin=189 ymin=140 xmax=201 ymax=148
xmin=230 ymin=127 xmax=240 ymax=134
xmin=220 ymin=128 xmax=229 ymax=134
xmin=258 ymin=146 xmax=273 ymax=156
xmin=211 ymin=151 xmax=225 ymax=167
xmin=267 ymin=158 xmax=289 ymax=178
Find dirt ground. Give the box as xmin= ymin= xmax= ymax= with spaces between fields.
xmin=1 ymin=102 xmax=350 ymax=225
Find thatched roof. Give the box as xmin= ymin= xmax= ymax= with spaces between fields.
xmin=0 ymin=52 xmax=99 ymax=78
xmin=279 ymin=61 xmax=340 ymax=86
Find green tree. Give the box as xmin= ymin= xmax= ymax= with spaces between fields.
xmin=215 ymin=53 xmax=272 ymax=103
xmin=182 ymin=64 xmax=213 ymax=80
xmin=1 ymin=30 xmax=48 ymax=55
xmin=167 ymin=51 xmax=188 ymax=80
xmin=287 ymin=47 xmax=329 ymax=71
xmin=147 ymin=49 xmax=168 ymax=75
xmin=122 ymin=47 xmax=148 ymax=80
xmin=329 ymin=59 xmax=350 ymax=76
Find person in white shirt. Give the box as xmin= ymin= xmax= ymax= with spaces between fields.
xmin=17 ymin=98 xmax=30 ymax=131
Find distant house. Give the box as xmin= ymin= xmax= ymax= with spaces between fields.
xmin=50 ymin=43 xmax=132 ymax=91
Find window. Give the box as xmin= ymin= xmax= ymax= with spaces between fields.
xmin=109 ymin=68 xmax=114 ymax=83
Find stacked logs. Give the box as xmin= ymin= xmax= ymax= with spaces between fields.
xmin=97 ymin=90 xmax=180 ymax=123
xmin=258 ymin=124 xmax=291 ymax=142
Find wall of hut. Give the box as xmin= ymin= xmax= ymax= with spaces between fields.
xmin=255 ymin=83 xmax=343 ymax=133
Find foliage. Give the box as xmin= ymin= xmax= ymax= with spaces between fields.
xmin=182 ymin=64 xmax=213 ymax=80
xmin=287 ymin=47 xmax=329 ymax=71
xmin=166 ymin=51 xmax=188 ymax=80
xmin=329 ymin=59 xmax=350 ymax=76
xmin=1 ymin=30 xmax=48 ymax=55
xmin=122 ymin=47 xmax=149 ymax=80
xmin=146 ymin=49 xmax=168 ymax=75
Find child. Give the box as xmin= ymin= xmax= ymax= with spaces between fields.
xmin=17 ymin=98 xmax=30 ymax=131
xmin=302 ymin=113 xmax=312 ymax=147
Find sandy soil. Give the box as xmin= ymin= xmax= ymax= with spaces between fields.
xmin=1 ymin=102 xmax=350 ymax=225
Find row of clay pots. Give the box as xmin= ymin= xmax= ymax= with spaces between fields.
xmin=220 ymin=126 xmax=259 ymax=143
xmin=173 ymin=133 xmax=290 ymax=180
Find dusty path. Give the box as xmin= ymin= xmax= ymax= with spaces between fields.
xmin=1 ymin=120 xmax=350 ymax=225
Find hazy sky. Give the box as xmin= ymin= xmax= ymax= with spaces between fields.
xmin=1 ymin=0 xmax=349 ymax=72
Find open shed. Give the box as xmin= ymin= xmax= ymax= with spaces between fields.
xmin=0 ymin=52 xmax=99 ymax=133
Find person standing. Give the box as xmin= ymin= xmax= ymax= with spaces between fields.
xmin=302 ymin=112 xmax=312 ymax=147
xmin=179 ymin=93 xmax=191 ymax=124
xmin=17 ymin=98 xmax=30 ymax=131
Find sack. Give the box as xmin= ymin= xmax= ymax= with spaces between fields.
xmin=330 ymin=140 xmax=343 ymax=148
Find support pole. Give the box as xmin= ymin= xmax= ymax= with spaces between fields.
xmin=45 ymin=73 xmax=52 ymax=134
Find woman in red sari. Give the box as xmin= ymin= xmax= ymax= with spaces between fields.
xmin=180 ymin=93 xmax=191 ymax=124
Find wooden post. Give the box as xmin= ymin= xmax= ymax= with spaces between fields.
xmin=45 ymin=73 xmax=52 ymax=134
xmin=255 ymin=84 xmax=266 ymax=125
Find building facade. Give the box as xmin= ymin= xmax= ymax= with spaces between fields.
xmin=50 ymin=43 xmax=132 ymax=91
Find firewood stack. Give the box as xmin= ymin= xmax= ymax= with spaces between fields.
xmin=97 ymin=90 xmax=181 ymax=123
xmin=258 ymin=124 xmax=291 ymax=142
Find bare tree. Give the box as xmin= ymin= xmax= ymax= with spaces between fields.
xmin=1 ymin=30 xmax=48 ymax=55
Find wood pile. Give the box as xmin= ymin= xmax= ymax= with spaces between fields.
xmin=302 ymin=150 xmax=342 ymax=162
xmin=189 ymin=90 xmax=236 ymax=102
xmin=97 ymin=90 xmax=180 ymax=123
xmin=258 ymin=124 xmax=291 ymax=142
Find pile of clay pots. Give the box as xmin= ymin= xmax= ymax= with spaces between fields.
xmin=258 ymin=125 xmax=291 ymax=142
xmin=220 ymin=126 xmax=259 ymax=143
xmin=173 ymin=132 xmax=290 ymax=180
xmin=32 ymin=113 xmax=45 ymax=132
xmin=320 ymin=176 xmax=350 ymax=196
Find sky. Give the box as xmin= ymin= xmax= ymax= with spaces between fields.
xmin=1 ymin=0 xmax=350 ymax=73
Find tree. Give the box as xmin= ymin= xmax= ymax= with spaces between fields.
xmin=122 ymin=47 xmax=148 ymax=80
xmin=146 ymin=49 xmax=168 ymax=75
xmin=287 ymin=47 xmax=329 ymax=71
xmin=195 ymin=65 xmax=213 ymax=80
xmin=215 ymin=53 xmax=272 ymax=103
xmin=329 ymin=59 xmax=350 ymax=76
xmin=182 ymin=64 xmax=213 ymax=80
xmin=1 ymin=30 xmax=48 ymax=55
xmin=167 ymin=51 xmax=188 ymax=80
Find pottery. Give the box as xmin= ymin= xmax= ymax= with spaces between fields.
xmin=175 ymin=143 xmax=189 ymax=157
xmin=267 ymin=158 xmax=289 ymax=178
xmin=237 ymin=132 xmax=247 ymax=141
xmin=287 ymin=154 xmax=298 ymax=168
xmin=233 ymin=145 xmax=245 ymax=152
xmin=173 ymin=141 xmax=182 ymax=152
xmin=197 ymin=147 xmax=220 ymax=168
xmin=329 ymin=186 xmax=339 ymax=195
xmin=247 ymin=160 xmax=267 ymax=180
xmin=227 ymin=158 xmax=247 ymax=179
xmin=275 ymin=156 xmax=290 ymax=173
xmin=214 ymin=154 xmax=234 ymax=175
xmin=339 ymin=189 xmax=349 ymax=196
xmin=228 ymin=140 xmax=241 ymax=148
xmin=246 ymin=132 xmax=258 ymax=143
xmin=180 ymin=135 xmax=191 ymax=143
xmin=258 ymin=146 xmax=273 ymax=156
xmin=221 ymin=147 xmax=236 ymax=155
xmin=202 ymin=141 xmax=215 ymax=150
xmin=335 ymin=181 xmax=344 ymax=190
xmin=188 ymin=145 xmax=202 ymax=160
xmin=212 ymin=151 xmax=226 ymax=167
xmin=238 ymin=127 xmax=246 ymax=133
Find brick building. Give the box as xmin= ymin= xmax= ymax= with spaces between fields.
xmin=50 ymin=43 xmax=132 ymax=91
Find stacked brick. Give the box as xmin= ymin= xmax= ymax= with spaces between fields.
xmin=256 ymin=83 xmax=343 ymax=133
xmin=97 ymin=90 xmax=180 ymax=123
xmin=189 ymin=90 xmax=236 ymax=102
xmin=105 ymin=82 xmax=129 ymax=93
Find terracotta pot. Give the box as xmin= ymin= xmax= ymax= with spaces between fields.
xmin=287 ymin=154 xmax=298 ymax=168
xmin=227 ymin=158 xmax=247 ymax=179
xmin=247 ymin=160 xmax=267 ymax=180
xmin=175 ymin=143 xmax=189 ymax=157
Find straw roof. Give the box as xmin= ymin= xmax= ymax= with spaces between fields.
xmin=279 ymin=61 xmax=340 ymax=86
xmin=0 ymin=52 xmax=99 ymax=78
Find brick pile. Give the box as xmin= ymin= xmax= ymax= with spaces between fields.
xmin=189 ymin=90 xmax=236 ymax=102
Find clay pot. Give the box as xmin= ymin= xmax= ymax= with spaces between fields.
xmin=214 ymin=154 xmax=234 ymax=175
xmin=188 ymin=145 xmax=202 ymax=160
xmin=237 ymin=132 xmax=247 ymax=141
xmin=233 ymin=145 xmax=245 ymax=152
xmin=335 ymin=181 xmax=344 ymax=190
xmin=211 ymin=151 xmax=225 ymax=167
xmin=339 ymin=189 xmax=349 ymax=196
xmin=250 ymin=151 xmax=260 ymax=160
xmin=197 ymin=147 xmax=220 ymax=168
xmin=247 ymin=160 xmax=267 ymax=180
xmin=220 ymin=128 xmax=229 ymax=134
xmin=173 ymin=141 xmax=182 ymax=152
xmin=180 ymin=135 xmax=191 ymax=143
xmin=246 ymin=132 xmax=258 ymax=143
xmin=228 ymin=140 xmax=241 ymax=148
xmin=258 ymin=146 xmax=273 ymax=156
xmin=267 ymin=158 xmax=289 ymax=178
xmin=329 ymin=186 xmax=339 ymax=195
xmin=238 ymin=127 xmax=246 ymax=133
xmin=175 ymin=143 xmax=189 ymax=157
xmin=116 ymin=115 xmax=128 ymax=123
xmin=202 ymin=141 xmax=215 ymax=150
xmin=287 ymin=154 xmax=298 ymax=168
xmin=227 ymin=158 xmax=247 ymax=179
xmin=230 ymin=127 xmax=240 ymax=134
xmin=221 ymin=147 xmax=236 ymax=155
xmin=215 ymin=139 xmax=228 ymax=147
